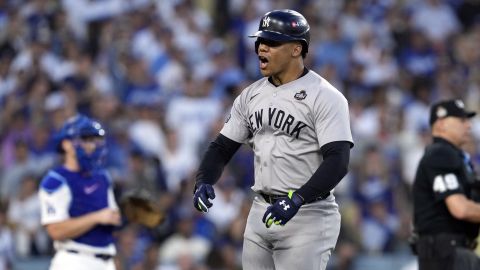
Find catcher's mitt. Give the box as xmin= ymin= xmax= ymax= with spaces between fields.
xmin=120 ymin=188 xmax=165 ymax=228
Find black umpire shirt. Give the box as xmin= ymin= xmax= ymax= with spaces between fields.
xmin=413 ymin=137 xmax=479 ymax=239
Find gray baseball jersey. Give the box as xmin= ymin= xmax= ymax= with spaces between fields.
xmin=221 ymin=70 xmax=353 ymax=195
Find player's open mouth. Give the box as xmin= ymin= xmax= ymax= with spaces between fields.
xmin=259 ymin=56 xmax=269 ymax=69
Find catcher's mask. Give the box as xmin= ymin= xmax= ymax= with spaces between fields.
xmin=249 ymin=9 xmax=310 ymax=58
xmin=55 ymin=114 xmax=106 ymax=173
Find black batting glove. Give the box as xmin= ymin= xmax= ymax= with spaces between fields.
xmin=262 ymin=190 xmax=304 ymax=228
xmin=193 ymin=183 xmax=216 ymax=213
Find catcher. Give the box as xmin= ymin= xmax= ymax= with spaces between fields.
xmin=39 ymin=115 xmax=121 ymax=270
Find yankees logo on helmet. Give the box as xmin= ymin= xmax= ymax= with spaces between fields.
xmin=262 ymin=17 xmax=271 ymax=27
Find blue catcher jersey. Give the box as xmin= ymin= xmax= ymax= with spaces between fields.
xmin=39 ymin=166 xmax=118 ymax=253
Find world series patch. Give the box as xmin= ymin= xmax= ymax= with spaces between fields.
xmin=294 ymin=90 xmax=307 ymax=100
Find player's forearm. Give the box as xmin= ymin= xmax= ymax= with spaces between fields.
xmin=195 ymin=134 xmax=242 ymax=185
xmin=45 ymin=212 xmax=102 ymax=241
xmin=296 ymin=141 xmax=351 ymax=202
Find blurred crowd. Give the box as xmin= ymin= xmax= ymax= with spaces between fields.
xmin=0 ymin=0 xmax=480 ymax=269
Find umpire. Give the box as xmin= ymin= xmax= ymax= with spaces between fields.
xmin=413 ymin=99 xmax=480 ymax=270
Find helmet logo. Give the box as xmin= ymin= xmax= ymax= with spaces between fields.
xmin=292 ymin=19 xmax=307 ymax=28
xmin=262 ymin=17 xmax=271 ymax=28
xmin=436 ymin=106 xmax=447 ymax=118
xmin=455 ymin=100 xmax=464 ymax=109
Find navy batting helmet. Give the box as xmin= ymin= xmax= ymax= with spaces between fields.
xmin=249 ymin=9 xmax=310 ymax=57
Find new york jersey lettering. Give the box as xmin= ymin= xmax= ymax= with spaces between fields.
xmin=248 ymin=107 xmax=308 ymax=139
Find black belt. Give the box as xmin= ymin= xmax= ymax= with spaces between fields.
xmin=260 ymin=191 xmax=330 ymax=205
xmin=418 ymin=233 xmax=477 ymax=250
xmin=66 ymin=249 xmax=113 ymax=261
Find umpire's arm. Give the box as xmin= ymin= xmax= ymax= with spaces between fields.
xmin=446 ymin=194 xmax=480 ymax=222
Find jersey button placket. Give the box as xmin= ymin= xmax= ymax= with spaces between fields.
xmin=270 ymin=92 xmax=277 ymax=107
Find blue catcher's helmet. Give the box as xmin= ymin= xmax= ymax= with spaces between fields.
xmin=55 ymin=114 xmax=107 ymax=172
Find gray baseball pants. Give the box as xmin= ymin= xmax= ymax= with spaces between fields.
xmin=242 ymin=194 xmax=341 ymax=270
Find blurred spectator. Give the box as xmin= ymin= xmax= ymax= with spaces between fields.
xmin=333 ymin=202 xmax=362 ymax=270
xmin=351 ymin=85 xmax=397 ymax=143
xmin=411 ymin=0 xmax=460 ymax=49
xmin=7 ymin=175 xmax=49 ymax=257
xmin=361 ymin=48 xmax=399 ymax=87
xmin=398 ymin=125 xmax=431 ymax=186
xmin=338 ymin=0 xmax=373 ymax=42
xmin=403 ymin=78 xmax=432 ymax=132
xmin=127 ymin=99 xmax=166 ymax=161
xmin=204 ymin=242 xmax=241 ymax=270
xmin=102 ymin=117 xmax=132 ymax=183
xmin=142 ymin=243 xmax=161 ymax=270
xmin=122 ymin=55 xmax=162 ymax=105
xmin=312 ymin=21 xmax=353 ymax=80
xmin=26 ymin=121 xmax=57 ymax=173
xmin=1 ymin=111 xmax=30 ymax=170
xmin=43 ymin=91 xmax=71 ymax=131
xmin=0 ymin=206 xmax=14 ymax=270
xmin=116 ymin=225 xmax=153 ymax=270
xmin=61 ymin=0 xmax=147 ymax=40
xmin=398 ymin=29 xmax=438 ymax=79
xmin=27 ymin=120 xmax=54 ymax=156
xmin=353 ymin=144 xmax=401 ymax=255
xmin=354 ymin=145 xmax=395 ymax=211
xmin=158 ymin=212 xmax=211 ymax=268
xmin=152 ymin=41 xmax=187 ymax=97
xmin=351 ymin=28 xmax=382 ymax=68
xmin=1 ymin=139 xmax=38 ymax=201
xmin=204 ymin=39 xmax=246 ymax=100
xmin=360 ymin=198 xmax=399 ymax=254
xmin=456 ymin=1 xmax=480 ymax=30
xmin=227 ymin=144 xmax=255 ymax=190
xmin=11 ymin=26 xmax=66 ymax=83
xmin=203 ymin=171 xmax=245 ymax=234
xmin=123 ymin=146 xmax=165 ymax=195
xmin=162 ymin=129 xmax=197 ymax=193
xmin=0 ymin=53 xmax=15 ymax=104
xmin=165 ymin=76 xmax=222 ymax=157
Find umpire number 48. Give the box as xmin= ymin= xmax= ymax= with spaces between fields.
xmin=433 ymin=173 xmax=459 ymax=193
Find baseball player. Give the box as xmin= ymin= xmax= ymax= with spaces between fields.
xmin=193 ymin=9 xmax=353 ymax=270
xmin=412 ymin=100 xmax=480 ymax=270
xmin=39 ymin=115 xmax=121 ymax=270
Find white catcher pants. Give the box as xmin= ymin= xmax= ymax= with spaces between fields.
xmin=49 ymin=250 xmax=116 ymax=270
